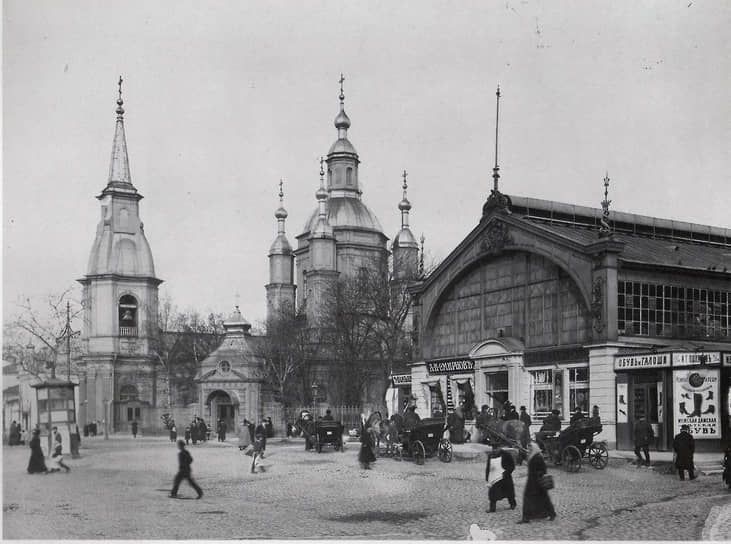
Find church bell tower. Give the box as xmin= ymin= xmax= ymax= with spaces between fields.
xmin=77 ymin=78 xmax=163 ymax=433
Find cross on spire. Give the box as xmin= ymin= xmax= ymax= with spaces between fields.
xmin=339 ymin=73 xmax=345 ymax=101
xmin=493 ymin=85 xmax=501 ymax=192
xmin=279 ymin=179 xmax=284 ymax=202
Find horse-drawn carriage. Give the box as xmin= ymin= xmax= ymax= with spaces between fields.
xmin=313 ymin=419 xmax=344 ymax=453
xmin=387 ymin=418 xmax=453 ymax=464
xmin=541 ymin=418 xmax=608 ymax=472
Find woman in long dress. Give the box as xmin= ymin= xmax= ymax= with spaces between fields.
xmin=27 ymin=429 xmax=48 ymax=474
xmin=358 ymin=413 xmax=377 ymax=469
xmin=520 ymin=443 xmax=556 ymax=523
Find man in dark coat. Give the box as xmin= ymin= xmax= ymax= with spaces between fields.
xmin=322 ymin=409 xmax=334 ymax=421
xmin=519 ymin=407 xmax=532 ymax=428
xmin=569 ymin=407 xmax=585 ymax=424
xmin=131 ymin=420 xmax=138 ymax=438
xmin=536 ymin=410 xmax=561 ymax=452
xmin=403 ymin=406 xmax=421 ymax=430
xmin=519 ymin=444 xmax=556 ymax=523
xmin=633 ymin=416 xmax=654 ymax=466
xmin=673 ymin=424 xmax=696 ymax=480
xmin=485 ymin=447 xmax=516 ymax=512
xmin=255 ymin=421 xmax=267 ymax=458
xmin=170 ymin=440 xmax=203 ymax=499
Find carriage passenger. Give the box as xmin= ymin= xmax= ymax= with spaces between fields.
xmin=322 ymin=409 xmax=334 ymax=421
xmin=403 ymin=406 xmax=421 ymax=431
xmin=535 ymin=409 xmax=561 ymax=452
xmin=569 ymin=406 xmax=585 ymax=424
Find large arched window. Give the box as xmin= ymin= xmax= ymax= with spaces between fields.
xmin=119 ymin=295 xmax=138 ymax=337
xmin=119 ymin=384 xmax=139 ymax=402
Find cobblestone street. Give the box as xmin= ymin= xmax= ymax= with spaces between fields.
xmin=3 ymin=436 xmax=730 ymax=540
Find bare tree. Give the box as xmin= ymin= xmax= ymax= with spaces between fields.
xmin=256 ymin=300 xmax=323 ymax=407
xmin=3 ymin=287 xmax=84 ymax=380
xmin=153 ymin=294 xmax=224 ymax=408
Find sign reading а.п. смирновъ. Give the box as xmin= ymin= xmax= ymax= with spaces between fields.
xmin=426 ymin=359 xmax=475 ymax=375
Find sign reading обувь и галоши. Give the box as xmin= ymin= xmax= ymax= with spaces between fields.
xmin=426 ymin=359 xmax=475 ymax=375
xmin=614 ymin=351 xmax=724 ymax=370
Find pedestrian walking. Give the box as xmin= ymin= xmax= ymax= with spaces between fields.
xmin=184 ymin=426 xmax=191 ymax=445
xmin=485 ymin=447 xmax=517 ymax=512
xmin=190 ymin=419 xmax=198 ymax=445
xmin=251 ymin=429 xmax=266 ymax=474
xmin=722 ymin=446 xmax=731 ymax=489
xmin=519 ymin=444 xmax=556 ymax=523
xmin=358 ymin=413 xmax=376 ymax=470
xmin=255 ymin=421 xmax=267 ymax=458
xmin=217 ymin=419 xmax=226 ymax=442
xmin=170 ymin=423 xmax=177 ymax=443
xmin=673 ymin=424 xmax=696 ymax=481
xmin=131 ymin=420 xmax=138 ymax=438
xmin=169 ymin=440 xmax=203 ymax=499
xmin=519 ymin=406 xmax=532 ymax=428
xmin=633 ymin=416 xmax=654 ymax=466
xmin=9 ymin=420 xmax=20 ymax=446
xmin=27 ymin=429 xmax=48 ymax=474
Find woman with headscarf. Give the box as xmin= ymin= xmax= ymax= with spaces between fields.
xmin=27 ymin=428 xmax=48 ymax=474
xmin=519 ymin=443 xmax=556 ymax=523
xmin=358 ymin=413 xmax=377 ymax=470
xmin=485 ymin=447 xmax=517 ymax=512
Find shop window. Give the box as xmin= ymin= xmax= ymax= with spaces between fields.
xmin=484 ymin=371 xmax=508 ymax=414
xmin=530 ymin=369 xmax=553 ymax=419
xmin=618 ymin=280 xmax=729 ymax=339
xmin=568 ymin=366 xmax=589 ymax=414
xmin=429 ymin=385 xmax=445 ymax=418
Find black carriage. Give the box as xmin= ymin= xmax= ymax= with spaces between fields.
xmin=541 ymin=419 xmax=608 ymax=472
xmin=396 ymin=418 xmax=453 ymax=464
xmin=313 ymin=420 xmax=344 ymax=453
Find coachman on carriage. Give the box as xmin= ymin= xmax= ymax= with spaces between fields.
xmin=541 ymin=417 xmax=608 ymax=472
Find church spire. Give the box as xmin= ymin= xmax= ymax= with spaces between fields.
xmin=108 ymin=76 xmax=132 ymax=186
xmin=482 ymin=85 xmax=511 ymax=216
xmin=399 ymin=169 xmax=412 ymax=230
xmin=312 ymin=157 xmax=333 ymax=237
xmin=599 ymin=172 xmax=613 ymax=238
xmin=334 ymin=72 xmax=351 ymax=138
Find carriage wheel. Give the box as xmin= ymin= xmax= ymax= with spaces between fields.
xmin=562 ymin=445 xmax=582 ymax=472
xmin=587 ymin=442 xmax=609 ymax=469
xmin=438 ymin=439 xmax=453 ymax=463
xmin=414 ymin=440 xmax=426 ymax=465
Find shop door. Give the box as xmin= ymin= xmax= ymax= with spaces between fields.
xmin=632 ymin=380 xmax=663 ymax=449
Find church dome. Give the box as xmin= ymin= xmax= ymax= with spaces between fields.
xmin=328 ymin=137 xmax=358 ymax=156
xmin=393 ymin=227 xmax=418 ymax=248
xmin=334 ymin=109 xmax=351 ymax=130
xmin=303 ymin=196 xmax=383 ymax=234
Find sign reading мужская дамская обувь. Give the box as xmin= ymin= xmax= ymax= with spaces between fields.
xmin=673 ymin=368 xmax=720 ymax=438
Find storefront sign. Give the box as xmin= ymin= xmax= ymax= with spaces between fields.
xmin=673 ymin=352 xmax=721 ymax=366
xmin=614 ymin=353 xmax=671 ymax=370
xmin=673 ymin=368 xmax=720 ymax=439
xmin=391 ymin=373 xmax=412 ymax=386
xmin=723 ymin=353 xmax=731 ymax=367
xmin=426 ymin=359 xmax=475 ymax=375
xmin=616 ymin=383 xmax=628 ymax=423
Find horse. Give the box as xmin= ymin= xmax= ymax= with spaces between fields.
xmin=373 ymin=413 xmax=403 ymax=456
xmin=479 ymin=408 xmax=530 ymax=463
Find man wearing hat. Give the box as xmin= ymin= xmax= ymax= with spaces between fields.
xmin=673 ymin=424 xmax=696 ymax=480
xmin=535 ymin=410 xmax=561 ymax=452
xmin=519 ymin=406 xmax=532 ymax=428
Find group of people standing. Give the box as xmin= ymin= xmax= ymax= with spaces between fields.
xmin=183 ymin=417 xmax=210 ymax=445
xmin=7 ymin=421 xmax=26 ymax=446
xmin=633 ymin=417 xmax=698 ymax=480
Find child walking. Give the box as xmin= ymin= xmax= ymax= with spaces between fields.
xmin=251 ymin=430 xmax=266 ymax=474
xmin=170 ymin=440 xmax=203 ymax=499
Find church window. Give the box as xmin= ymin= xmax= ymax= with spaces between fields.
xmin=120 ymin=384 xmax=139 ymax=402
xmin=346 ymin=167 xmax=353 ymax=186
xmin=119 ymin=208 xmax=129 ymax=229
xmin=218 ymin=360 xmax=231 ymax=373
xmin=119 ymin=295 xmax=138 ymax=337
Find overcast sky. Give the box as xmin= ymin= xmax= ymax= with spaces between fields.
xmin=3 ymin=1 xmax=730 ymax=327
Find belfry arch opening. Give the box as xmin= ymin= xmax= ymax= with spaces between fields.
xmin=118 ymin=294 xmax=138 ymax=337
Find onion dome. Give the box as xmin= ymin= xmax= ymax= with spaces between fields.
xmin=393 ymin=170 xmax=418 ymax=249
xmin=270 ymin=180 xmax=292 ymax=254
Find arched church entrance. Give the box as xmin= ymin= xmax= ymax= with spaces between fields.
xmin=206 ymin=390 xmax=237 ymax=436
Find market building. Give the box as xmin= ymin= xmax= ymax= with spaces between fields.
xmin=408 ymin=95 xmax=730 ymax=452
